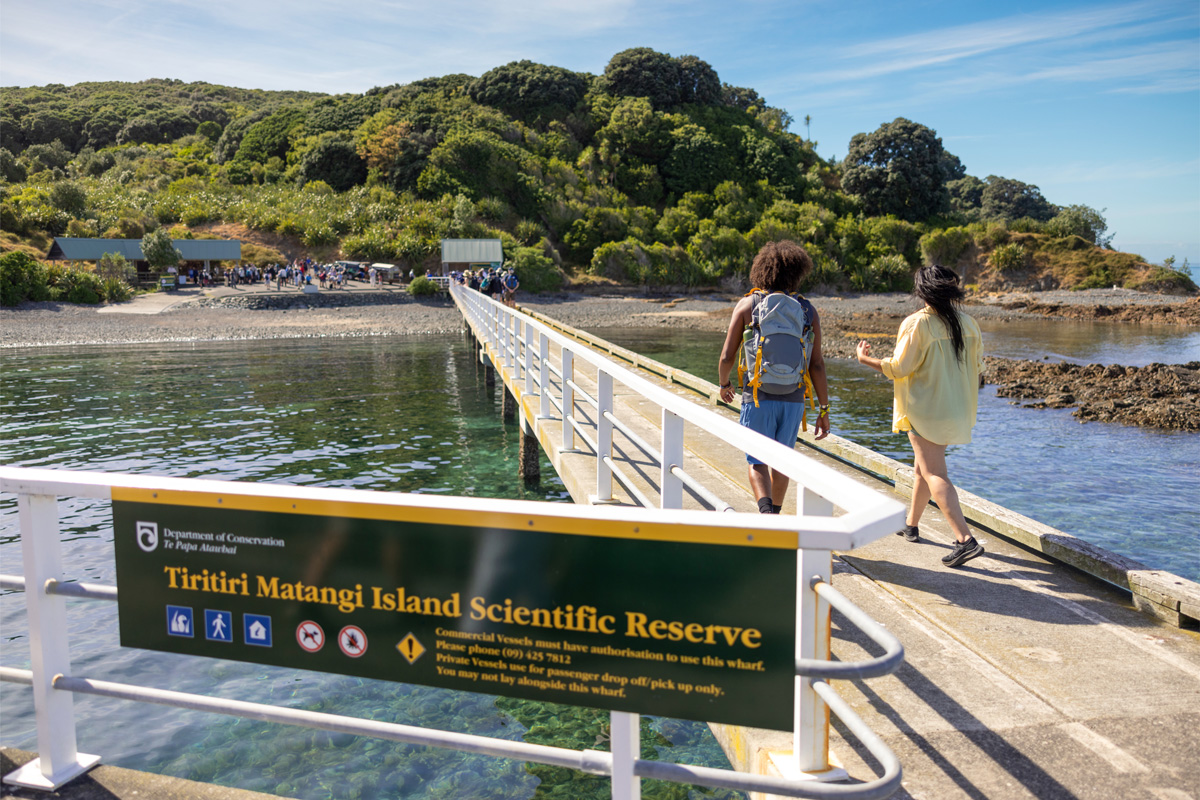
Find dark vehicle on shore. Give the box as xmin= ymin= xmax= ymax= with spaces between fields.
xmin=334 ymin=261 xmax=366 ymax=281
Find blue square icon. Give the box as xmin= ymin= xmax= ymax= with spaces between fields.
xmin=167 ymin=605 xmax=194 ymax=638
xmin=244 ymin=614 xmax=272 ymax=647
xmin=204 ymin=610 xmax=233 ymax=643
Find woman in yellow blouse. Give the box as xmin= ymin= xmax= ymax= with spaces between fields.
xmin=856 ymin=265 xmax=985 ymax=568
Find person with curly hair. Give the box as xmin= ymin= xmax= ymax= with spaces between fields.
xmin=718 ymin=241 xmax=830 ymax=514
xmin=856 ymin=264 xmax=985 ymax=568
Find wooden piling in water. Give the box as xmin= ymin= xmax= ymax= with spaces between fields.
xmin=501 ymin=385 xmax=515 ymax=421
xmin=519 ymin=417 xmax=540 ymax=480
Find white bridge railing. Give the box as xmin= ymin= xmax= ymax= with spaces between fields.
xmin=2 ymin=286 xmax=907 ymax=799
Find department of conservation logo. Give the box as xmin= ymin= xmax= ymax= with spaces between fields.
xmin=136 ymin=521 xmax=159 ymax=553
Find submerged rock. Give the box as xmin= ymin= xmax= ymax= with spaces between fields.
xmin=987 ymin=357 xmax=1200 ymax=431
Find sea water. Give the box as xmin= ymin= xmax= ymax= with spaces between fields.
xmin=0 ymin=337 xmax=740 ymax=800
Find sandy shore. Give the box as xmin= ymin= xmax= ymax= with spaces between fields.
xmin=3 ymin=284 xmax=1196 ymax=430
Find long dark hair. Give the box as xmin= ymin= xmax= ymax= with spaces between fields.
xmin=913 ymin=265 xmax=966 ymax=362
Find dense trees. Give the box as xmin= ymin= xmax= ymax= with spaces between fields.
xmin=841 ymin=118 xmax=951 ymax=222
xmin=141 ymin=228 xmax=182 ymax=273
xmin=469 ymin=61 xmax=589 ymax=116
xmin=980 ymin=175 xmax=1056 ymax=222
xmin=602 ymin=48 xmax=721 ymax=110
xmin=0 ymin=52 xmax=1143 ymax=294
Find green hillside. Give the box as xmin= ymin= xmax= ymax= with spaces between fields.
xmin=2 ymin=50 xmax=1194 ymax=297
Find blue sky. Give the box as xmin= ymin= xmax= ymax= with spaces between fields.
xmin=3 ymin=0 xmax=1197 ymax=266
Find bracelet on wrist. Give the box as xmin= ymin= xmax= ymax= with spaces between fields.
xmin=720 ymin=382 xmax=732 ymax=389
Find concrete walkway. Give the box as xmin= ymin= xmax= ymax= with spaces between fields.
xmin=490 ymin=312 xmax=1200 ymax=800
xmin=2 ymin=748 xmax=279 ymax=800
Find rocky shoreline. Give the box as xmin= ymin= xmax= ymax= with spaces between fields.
xmin=3 ymin=286 xmax=1198 ymax=431
xmin=986 ymin=357 xmax=1200 ymax=432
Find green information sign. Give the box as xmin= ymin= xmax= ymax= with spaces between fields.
xmin=113 ymin=487 xmax=797 ymax=730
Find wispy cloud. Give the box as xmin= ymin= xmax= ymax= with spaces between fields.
xmin=796 ymin=0 xmax=1196 ymax=101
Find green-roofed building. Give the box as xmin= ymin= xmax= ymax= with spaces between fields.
xmin=440 ymin=239 xmax=503 ymax=276
xmin=47 ymin=238 xmax=242 ymax=267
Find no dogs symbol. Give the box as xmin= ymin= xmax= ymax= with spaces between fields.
xmin=296 ymin=621 xmax=325 ymax=653
xmin=338 ymin=625 xmax=367 ymax=658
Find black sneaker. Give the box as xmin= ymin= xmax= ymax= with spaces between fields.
xmin=942 ymin=536 xmax=984 ymax=568
xmin=895 ymin=525 xmax=919 ymax=542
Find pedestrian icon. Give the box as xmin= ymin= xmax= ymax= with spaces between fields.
xmin=296 ymin=621 xmax=325 ymax=653
xmin=167 ymin=605 xmax=193 ymax=638
xmin=244 ymin=614 xmax=272 ymax=647
xmin=338 ymin=625 xmax=367 ymax=658
xmin=396 ymin=633 xmax=426 ymax=665
xmin=205 ymin=610 xmax=233 ymax=643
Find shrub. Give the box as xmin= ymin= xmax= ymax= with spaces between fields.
xmin=97 ymin=252 xmax=136 ymax=284
xmin=1127 ymin=266 xmax=1198 ymax=294
xmin=49 ymin=181 xmax=88 ymax=217
xmin=408 ymin=275 xmax=438 ymax=296
xmin=507 ymin=246 xmax=564 ymax=293
xmin=141 ymin=227 xmax=181 ymax=273
xmin=1044 ymin=204 xmax=1113 ymax=248
xmin=988 ymin=242 xmax=1026 ymax=272
xmin=101 ymin=276 xmax=133 ymax=302
xmin=0 ymin=251 xmax=45 ymax=306
xmin=873 ymin=254 xmax=913 ymax=291
xmin=589 ymin=239 xmax=699 ymax=287
xmin=66 ymin=218 xmax=94 ymax=237
xmin=971 ymin=221 xmax=1009 ymax=250
xmin=515 ymin=219 xmax=545 ymax=245
xmin=919 ymin=227 xmax=973 ymax=267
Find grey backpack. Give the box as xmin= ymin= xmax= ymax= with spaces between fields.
xmin=738 ymin=291 xmax=816 ymax=407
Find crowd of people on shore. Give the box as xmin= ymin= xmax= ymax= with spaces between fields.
xmin=457 ymin=267 xmax=520 ymax=307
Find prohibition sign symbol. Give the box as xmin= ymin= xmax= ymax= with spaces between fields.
xmin=338 ymin=625 xmax=368 ymax=658
xmin=296 ymin=621 xmax=325 ymax=653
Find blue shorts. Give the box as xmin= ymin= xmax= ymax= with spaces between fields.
xmin=739 ymin=398 xmax=803 ymax=465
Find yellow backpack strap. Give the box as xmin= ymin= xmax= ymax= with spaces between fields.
xmin=751 ymin=341 xmax=763 ymax=407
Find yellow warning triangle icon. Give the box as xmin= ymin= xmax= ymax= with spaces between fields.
xmin=396 ymin=633 xmax=426 ymax=664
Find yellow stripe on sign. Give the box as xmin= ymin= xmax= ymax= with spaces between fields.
xmin=110 ymin=487 xmax=796 ymax=549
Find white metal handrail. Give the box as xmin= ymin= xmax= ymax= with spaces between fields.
xmin=453 ymin=285 xmax=908 ymax=788
xmin=452 ymin=283 xmax=901 ymax=546
xmin=2 ymin=467 xmax=903 ymax=797
xmin=3 ymin=281 xmax=908 ymax=798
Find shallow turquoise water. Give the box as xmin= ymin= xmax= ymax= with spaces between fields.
xmin=0 ymin=337 xmax=741 ymax=800
xmin=591 ymin=322 xmax=1200 ymax=582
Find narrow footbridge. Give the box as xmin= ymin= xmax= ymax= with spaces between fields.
xmin=453 ymin=285 xmax=1200 ymax=800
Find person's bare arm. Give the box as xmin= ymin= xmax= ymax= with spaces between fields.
xmin=718 ymin=297 xmax=752 ymax=403
xmin=809 ymin=310 xmax=830 ymax=440
xmin=856 ymin=340 xmax=884 ymax=374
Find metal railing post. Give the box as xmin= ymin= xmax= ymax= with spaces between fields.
xmin=538 ymin=333 xmax=550 ymax=419
xmin=794 ymin=549 xmax=844 ymax=780
xmin=504 ymin=311 xmax=513 ymax=371
xmin=661 ymin=410 xmax=683 ymax=509
xmin=609 ymin=711 xmax=641 ymax=800
xmin=596 ymin=370 xmax=614 ymax=502
xmin=802 ymin=487 xmax=835 ymax=517
xmin=562 ymin=349 xmax=574 ymax=450
xmin=525 ymin=324 xmax=535 ymax=397
xmin=5 ymin=493 xmax=100 ymax=790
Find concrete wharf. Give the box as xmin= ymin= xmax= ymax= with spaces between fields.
xmin=4 ymin=297 xmax=1198 ymax=800
xmin=490 ymin=307 xmax=1200 ymax=800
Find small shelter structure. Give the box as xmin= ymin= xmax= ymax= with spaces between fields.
xmin=47 ymin=238 xmax=242 ymax=270
xmin=440 ymin=239 xmax=503 ymax=276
